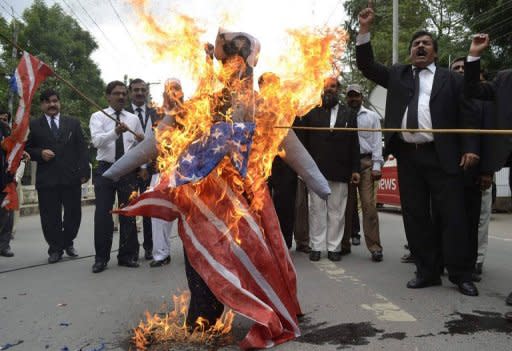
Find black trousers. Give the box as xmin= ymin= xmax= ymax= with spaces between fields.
xmin=268 ymin=158 xmax=297 ymax=248
xmin=37 ymin=184 xmax=82 ymax=255
xmin=93 ymin=161 xmax=138 ymax=263
xmin=0 ymin=207 xmax=13 ymax=252
xmin=137 ymin=176 xmax=153 ymax=252
xmin=184 ymin=248 xmax=224 ymax=327
xmin=464 ymin=182 xmax=482 ymax=268
xmin=396 ymin=141 xmax=472 ymax=282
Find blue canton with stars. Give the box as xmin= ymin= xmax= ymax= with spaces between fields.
xmin=170 ymin=122 xmax=256 ymax=187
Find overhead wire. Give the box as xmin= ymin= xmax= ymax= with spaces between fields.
xmin=107 ymin=0 xmax=149 ymax=64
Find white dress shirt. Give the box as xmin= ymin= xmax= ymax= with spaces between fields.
xmin=357 ymin=106 xmax=384 ymax=171
xmin=400 ymin=62 xmax=436 ymax=143
xmin=89 ymin=107 xmax=143 ymax=163
xmin=356 ymin=32 xmax=436 ymax=143
xmin=329 ymin=104 xmax=339 ymax=128
xmin=45 ymin=113 xmax=60 ymax=128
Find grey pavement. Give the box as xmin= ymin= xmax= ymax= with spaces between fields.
xmin=1 ymin=206 xmax=512 ymax=350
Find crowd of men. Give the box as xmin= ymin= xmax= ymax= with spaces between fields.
xmin=1 ymin=3 xmax=512 ymax=327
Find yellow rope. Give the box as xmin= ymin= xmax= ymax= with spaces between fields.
xmin=275 ymin=126 xmax=512 ymax=135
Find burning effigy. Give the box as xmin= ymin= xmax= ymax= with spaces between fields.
xmin=103 ymin=2 xmax=347 ymax=349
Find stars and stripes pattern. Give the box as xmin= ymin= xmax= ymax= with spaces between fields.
xmin=169 ymin=122 xmax=255 ymax=187
xmin=1 ymin=52 xmax=53 ymax=209
xmin=116 ymin=171 xmax=302 ymax=349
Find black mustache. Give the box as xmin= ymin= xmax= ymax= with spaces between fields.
xmin=417 ymin=48 xmax=427 ymax=56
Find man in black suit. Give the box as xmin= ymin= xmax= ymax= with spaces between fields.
xmin=463 ymin=32 xmax=512 ymax=318
xmin=26 ymin=89 xmax=90 ymax=263
xmin=127 ymin=78 xmax=158 ymax=261
xmin=296 ymin=77 xmax=360 ymax=262
xmin=356 ymin=5 xmax=479 ymax=295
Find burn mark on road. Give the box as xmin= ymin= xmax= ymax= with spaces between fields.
xmin=379 ymin=332 xmax=407 ymax=340
xmin=440 ymin=310 xmax=512 ymax=336
xmin=297 ymin=320 xmax=384 ymax=349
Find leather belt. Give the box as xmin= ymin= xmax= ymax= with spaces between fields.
xmin=400 ymin=141 xmax=435 ymax=150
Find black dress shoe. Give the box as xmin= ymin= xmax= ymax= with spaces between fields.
xmin=327 ymin=251 xmax=342 ymax=262
xmin=351 ymin=236 xmax=361 ymax=246
xmin=401 ymin=252 xmax=415 ymax=263
xmin=118 ymin=259 xmax=140 ymax=268
xmin=506 ymin=292 xmax=512 ymax=306
xmin=65 ymin=246 xmax=78 ymax=257
xmin=48 ymin=252 xmax=63 ymax=264
xmin=149 ymin=256 xmax=171 ymax=267
xmin=144 ymin=249 xmax=153 ymax=260
xmin=406 ymin=276 xmax=442 ymax=289
xmin=457 ymin=281 xmax=479 ymax=296
xmin=371 ymin=251 xmax=383 ymax=262
xmin=309 ymin=251 xmax=321 ymax=261
xmin=0 ymin=248 xmax=14 ymax=257
xmin=340 ymin=247 xmax=351 ymax=255
xmin=92 ymin=261 xmax=107 ymax=273
xmin=296 ymin=245 xmax=312 ymax=254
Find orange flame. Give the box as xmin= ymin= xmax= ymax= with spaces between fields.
xmin=132 ymin=292 xmax=234 ymax=350
xmin=128 ymin=1 xmax=348 ymax=240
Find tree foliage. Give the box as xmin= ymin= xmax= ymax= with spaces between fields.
xmin=0 ymin=0 xmax=105 ymax=136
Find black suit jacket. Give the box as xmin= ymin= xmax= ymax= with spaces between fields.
xmin=296 ymin=104 xmax=360 ymax=182
xmin=126 ymin=104 xmax=159 ymax=133
xmin=356 ymin=42 xmax=477 ymax=175
xmin=465 ymin=60 xmax=512 ymax=171
xmin=26 ymin=116 xmax=90 ymax=190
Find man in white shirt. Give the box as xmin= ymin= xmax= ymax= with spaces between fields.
xmin=342 ymin=84 xmax=384 ymax=262
xmin=89 ymin=80 xmax=144 ymax=273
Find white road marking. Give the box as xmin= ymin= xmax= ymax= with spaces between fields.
xmin=489 ymin=235 xmax=512 ymax=242
xmin=313 ymin=260 xmax=416 ymax=322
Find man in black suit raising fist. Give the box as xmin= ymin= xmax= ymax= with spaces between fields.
xmin=356 ymin=2 xmax=479 ymax=296
xmin=26 ymin=89 xmax=90 ymax=264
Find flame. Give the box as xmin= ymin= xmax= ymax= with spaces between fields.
xmin=128 ymin=0 xmax=348 ymax=242
xmin=132 ymin=291 xmax=234 ymax=350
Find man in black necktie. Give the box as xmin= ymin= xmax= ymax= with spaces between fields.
xmin=356 ymin=4 xmax=480 ymax=296
xmin=127 ymin=78 xmax=159 ymax=261
xmin=26 ymin=89 xmax=90 ymax=263
xmin=89 ymin=81 xmax=144 ymax=273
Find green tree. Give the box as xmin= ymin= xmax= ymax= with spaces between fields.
xmin=0 ymin=0 xmax=105 ymax=135
xmin=458 ymin=0 xmax=512 ymax=74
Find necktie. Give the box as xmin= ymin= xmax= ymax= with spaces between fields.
xmin=50 ymin=116 xmax=59 ymax=138
xmin=136 ymin=107 xmax=145 ymax=131
xmin=406 ymin=67 xmax=424 ymax=130
xmin=115 ymin=111 xmax=124 ymax=161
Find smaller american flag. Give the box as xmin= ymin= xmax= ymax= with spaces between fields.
xmin=1 ymin=52 xmax=53 ymax=209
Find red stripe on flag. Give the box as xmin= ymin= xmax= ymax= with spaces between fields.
xmin=117 ymin=174 xmax=302 ymax=349
xmin=1 ymin=53 xmax=52 ymax=209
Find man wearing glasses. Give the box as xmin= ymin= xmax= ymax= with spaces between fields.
xmin=89 ymin=81 xmax=144 ymax=273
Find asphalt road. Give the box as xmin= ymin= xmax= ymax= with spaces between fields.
xmin=1 ymin=206 xmax=512 ymax=350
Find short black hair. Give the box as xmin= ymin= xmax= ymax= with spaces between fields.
xmin=105 ymin=80 xmax=126 ymax=95
xmin=128 ymin=78 xmax=146 ymax=91
xmin=40 ymin=88 xmax=60 ymax=102
xmin=408 ymin=31 xmax=438 ymax=53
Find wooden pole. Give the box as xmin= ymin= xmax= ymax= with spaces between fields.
xmin=0 ymin=31 xmax=139 ymax=137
